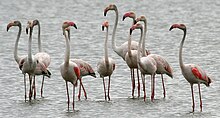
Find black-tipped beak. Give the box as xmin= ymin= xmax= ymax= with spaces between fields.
xmin=6 ymin=27 xmax=10 ymax=32
xmin=130 ymin=28 xmax=133 ymax=35
xmin=122 ymin=16 xmax=126 ymax=21
xmin=73 ymin=24 xmax=77 ymax=29
xmin=169 ymin=26 xmax=173 ymax=31
xmin=102 ymin=26 xmax=104 ymax=31
xmin=26 ymin=28 xmax=29 ymax=34
xmin=19 ymin=65 xmax=23 ymax=70
xmin=104 ymin=8 xmax=108 ymax=16
xmin=134 ymin=20 xmax=137 ymax=24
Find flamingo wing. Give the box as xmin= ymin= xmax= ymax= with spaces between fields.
xmin=191 ymin=66 xmax=209 ymax=83
xmin=74 ymin=66 xmax=81 ymax=79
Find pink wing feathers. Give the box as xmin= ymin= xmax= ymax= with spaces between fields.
xmin=191 ymin=66 xmax=211 ymax=86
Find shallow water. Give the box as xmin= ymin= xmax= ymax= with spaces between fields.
xmin=1 ymin=0 xmax=220 ymax=117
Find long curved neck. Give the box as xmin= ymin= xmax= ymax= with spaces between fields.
xmin=63 ymin=29 xmax=70 ymax=66
xmin=179 ymin=29 xmax=186 ymax=70
xmin=127 ymin=17 xmax=136 ymax=57
xmin=14 ymin=25 xmax=22 ymax=63
xmin=28 ymin=28 xmax=33 ymax=63
xmin=142 ymin=19 xmax=147 ymax=57
xmin=137 ymin=28 xmax=143 ymax=63
xmin=37 ymin=23 xmax=42 ymax=52
xmin=111 ymin=8 xmax=120 ymax=55
xmin=105 ymin=27 xmax=109 ymax=67
xmin=128 ymin=34 xmax=132 ymax=57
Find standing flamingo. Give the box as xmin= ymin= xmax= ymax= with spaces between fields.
xmin=130 ymin=23 xmax=157 ymax=101
xmin=19 ymin=21 xmax=39 ymax=101
xmin=135 ymin=16 xmax=173 ymax=99
xmin=65 ymin=27 xmax=96 ymax=101
xmin=28 ymin=19 xmax=51 ymax=98
xmin=104 ymin=4 xmax=149 ymax=98
xmin=97 ymin=21 xmax=116 ymax=101
xmin=122 ymin=11 xmax=141 ymax=98
xmin=169 ymin=24 xmax=212 ymax=112
xmin=7 ymin=21 xmax=28 ymax=101
xmin=60 ymin=21 xmax=80 ymax=111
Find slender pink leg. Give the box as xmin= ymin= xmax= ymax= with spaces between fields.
xmin=161 ymin=74 xmax=166 ymax=98
xmin=137 ymin=69 xmax=140 ymax=98
xmin=151 ymin=75 xmax=155 ymax=102
xmin=72 ymin=85 xmax=75 ymax=111
xmin=41 ymin=76 xmax=45 ymax=98
xmin=24 ymin=74 xmax=27 ymax=102
xmin=141 ymin=74 xmax=146 ymax=101
xmin=198 ymin=83 xmax=202 ymax=112
xmin=191 ymin=84 xmax=195 ymax=112
xmin=32 ymin=76 xmax=36 ymax=99
xmin=132 ymin=69 xmax=135 ymax=98
xmin=66 ymin=81 xmax=70 ymax=111
xmin=78 ymin=79 xmax=82 ymax=101
xmin=29 ymin=75 xmax=32 ymax=101
xmin=130 ymin=69 xmax=134 ymax=98
xmin=79 ymin=78 xmax=87 ymax=100
xmin=103 ymin=78 xmax=107 ymax=100
xmin=107 ymin=76 xmax=111 ymax=101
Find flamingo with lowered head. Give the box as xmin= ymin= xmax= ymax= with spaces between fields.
xmin=27 ymin=19 xmax=51 ymax=98
xmin=104 ymin=4 xmax=149 ymax=98
xmin=60 ymin=21 xmax=80 ymax=111
xmin=169 ymin=23 xmax=212 ymax=112
xmin=130 ymin=23 xmax=157 ymax=101
xmin=97 ymin=21 xmax=116 ymax=101
xmin=7 ymin=21 xmax=28 ymax=101
xmin=135 ymin=15 xmax=173 ymax=99
xmin=65 ymin=27 xmax=96 ymax=101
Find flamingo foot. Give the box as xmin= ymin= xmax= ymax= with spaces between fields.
xmin=78 ymin=94 xmax=81 ymax=101
xmin=72 ymin=102 xmax=75 ymax=111
xmin=108 ymin=95 xmax=110 ymax=101
xmin=200 ymin=104 xmax=202 ymax=112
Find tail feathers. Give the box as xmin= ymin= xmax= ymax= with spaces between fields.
xmin=90 ymin=72 xmax=96 ymax=78
xmin=42 ymin=70 xmax=51 ymax=78
xmin=206 ymin=76 xmax=212 ymax=87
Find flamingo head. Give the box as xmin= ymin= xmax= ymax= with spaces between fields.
xmin=32 ymin=19 xmax=40 ymax=27
xmin=169 ymin=24 xmax=186 ymax=31
xmin=7 ymin=21 xmax=21 ymax=32
xmin=63 ymin=21 xmax=77 ymax=30
xmin=122 ymin=11 xmax=136 ymax=21
xmin=104 ymin=4 xmax=117 ymax=16
xmin=102 ymin=21 xmax=109 ymax=31
xmin=26 ymin=20 xmax=33 ymax=34
xmin=130 ymin=23 xmax=143 ymax=35
xmin=135 ymin=15 xmax=147 ymax=24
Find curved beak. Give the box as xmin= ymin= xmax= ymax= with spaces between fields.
xmin=6 ymin=23 xmax=12 ymax=32
xmin=169 ymin=26 xmax=174 ymax=31
xmin=104 ymin=8 xmax=109 ymax=16
xmin=102 ymin=26 xmax=105 ymax=31
xmin=130 ymin=28 xmax=133 ymax=35
xmin=73 ymin=24 xmax=77 ymax=29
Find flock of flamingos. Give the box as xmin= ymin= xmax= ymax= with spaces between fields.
xmin=7 ymin=4 xmax=212 ymax=113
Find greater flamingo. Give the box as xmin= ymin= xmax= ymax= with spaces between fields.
xmin=104 ymin=4 xmax=149 ymax=98
xmin=130 ymin=23 xmax=157 ymax=101
xmin=7 ymin=21 xmax=28 ymax=101
xmin=169 ymin=24 xmax=212 ymax=112
xmin=29 ymin=19 xmax=51 ymax=98
xmin=65 ymin=27 xmax=96 ymax=101
xmin=60 ymin=21 xmax=80 ymax=111
xmin=122 ymin=11 xmax=141 ymax=98
xmin=97 ymin=21 xmax=116 ymax=101
xmin=135 ymin=16 xmax=173 ymax=99
xmin=19 ymin=22 xmax=39 ymax=101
